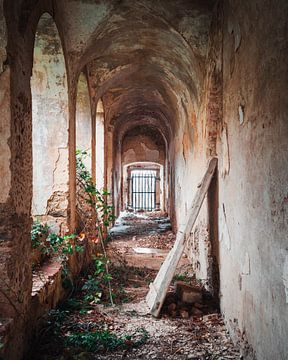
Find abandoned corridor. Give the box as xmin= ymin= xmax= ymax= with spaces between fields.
xmin=0 ymin=1 xmax=287 ymax=359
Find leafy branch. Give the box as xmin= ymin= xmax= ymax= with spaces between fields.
xmin=76 ymin=150 xmax=115 ymax=306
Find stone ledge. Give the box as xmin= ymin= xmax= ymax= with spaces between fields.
xmin=32 ymin=259 xmax=62 ymax=297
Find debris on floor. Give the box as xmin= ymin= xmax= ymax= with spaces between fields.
xmin=28 ymin=212 xmax=240 ymax=359
xmin=109 ymin=211 xmax=173 ymax=245
xmin=161 ymin=279 xmax=219 ymax=319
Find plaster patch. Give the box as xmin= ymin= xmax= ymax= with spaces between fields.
xmin=242 ymin=252 xmax=250 ymax=275
xmin=233 ymin=22 xmax=242 ymax=52
xmin=140 ymin=142 xmax=159 ymax=161
xmin=123 ymin=148 xmax=136 ymax=163
xmin=53 ymin=147 xmax=69 ymax=191
xmin=238 ymin=105 xmax=244 ymax=125
xmin=283 ymin=255 xmax=288 ymax=304
xmin=219 ymin=204 xmax=231 ymax=250
xmin=220 ymin=124 xmax=230 ymax=178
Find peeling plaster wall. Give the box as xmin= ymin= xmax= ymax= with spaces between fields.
xmin=31 ymin=13 xmax=69 ymax=229
xmin=0 ymin=1 xmax=36 ymax=357
xmin=171 ymin=2 xmax=288 ymax=358
xmin=1 ymin=0 xmax=287 ymax=358
xmin=76 ymin=72 xmax=92 ymax=171
xmin=56 ymin=0 xmax=113 ymax=59
xmin=122 ymin=128 xmax=166 ymax=167
xmin=0 ymin=68 xmax=11 ymax=204
xmin=173 ymin=3 xmax=223 ymax=299
xmin=217 ymin=1 xmax=288 ymax=358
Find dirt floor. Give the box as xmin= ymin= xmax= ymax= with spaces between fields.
xmin=29 ymin=212 xmax=241 ymax=359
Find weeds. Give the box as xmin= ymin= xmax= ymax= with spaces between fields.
xmin=76 ymin=149 xmax=115 ymax=243
xmin=31 ymin=221 xmax=49 ymax=249
xmin=31 ymin=222 xmax=84 ymax=261
xmin=64 ymin=328 xmax=149 ymax=353
xmin=81 ymin=255 xmax=114 ymax=305
xmin=76 ymin=150 xmax=115 ymax=305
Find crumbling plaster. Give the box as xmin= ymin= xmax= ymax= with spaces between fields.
xmin=31 ymin=13 xmax=69 ymax=231
xmin=76 ymin=71 xmax=92 ymax=171
xmin=122 ymin=126 xmax=166 ymax=167
xmin=217 ymin=1 xmax=288 ymax=358
xmin=1 ymin=0 xmax=287 ymax=359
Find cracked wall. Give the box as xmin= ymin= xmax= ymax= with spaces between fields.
xmin=0 ymin=1 xmax=288 ymax=359
xmin=31 ymin=13 xmax=69 ymax=233
xmin=217 ymin=1 xmax=288 ymax=358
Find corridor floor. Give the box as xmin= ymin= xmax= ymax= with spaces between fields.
xmin=30 ymin=212 xmax=240 ymax=359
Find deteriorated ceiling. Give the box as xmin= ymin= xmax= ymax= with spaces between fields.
xmin=11 ymin=0 xmax=216 ymax=142
xmin=71 ymin=0 xmax=215 ymax=139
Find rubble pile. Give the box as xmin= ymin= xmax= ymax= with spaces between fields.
xmin=162 ymin=281 xmax=219 ymax=319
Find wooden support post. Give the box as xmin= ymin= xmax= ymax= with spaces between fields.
xmin=146 ymin=157 xmax=218 ymax=317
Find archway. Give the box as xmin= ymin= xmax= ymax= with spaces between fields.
xmin=31 ymin=13 xmax=69 ymax=234
xmin=95 ymin=99 xmax=105 ymax=191
xmin=76 ymin=71 xmax=92 ymax=172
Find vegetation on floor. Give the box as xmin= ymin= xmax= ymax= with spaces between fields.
xmin=28 ymin=259 xmax=153 ymax=359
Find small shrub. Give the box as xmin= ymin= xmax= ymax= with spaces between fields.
xmin=31 ymin=220 xmax=49 ymax=249
xmin=81 ymin=255 xmax=114 ymax=304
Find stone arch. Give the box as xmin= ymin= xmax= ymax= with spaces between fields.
xmin=95 ymin=99 xmax=105 ymax=191
xmin=76 ymin=71 xmax=92 ymax=172
xmin=112 ymin=123 xmax=170 ymax=216
xmin=31 ymin=12 xmax=69 ymax=234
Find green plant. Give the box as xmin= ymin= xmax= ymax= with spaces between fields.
xmin=32 ymin=224 xmax=84 ymax=259
xmin=31 ymin=219 xmax=85 ymax=281
xmin=64 ymin=328 xmax=149 ymax=353
xmin=45 ymin=233 xmax=76 ymax=256
xmin=43 ymin=309 xmax=71 ymax=339
xmin=31 ymin=220 xmax=49 ymax=249
xmin=81 ymin=255 xmax=113 ymax=305
xmin=76 ymin=150 xmax=116 ymax=305
xmin=76 ymin=149 xmax=115 ymax=241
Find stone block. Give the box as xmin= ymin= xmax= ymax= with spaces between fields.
xmin=175 ymin=281 xmax=203 ymax=304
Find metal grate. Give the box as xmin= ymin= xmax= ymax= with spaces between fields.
xmin=130 ymin=170 xmax=157 ymax=211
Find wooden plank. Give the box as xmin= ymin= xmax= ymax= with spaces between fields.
xmin=146 ymin=157 xmax=218 ymax=317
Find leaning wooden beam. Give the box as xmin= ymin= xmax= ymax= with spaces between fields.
xmin=146 ymin=157 xmax=218 ymax=317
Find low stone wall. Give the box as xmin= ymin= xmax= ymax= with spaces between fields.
xmin=0 ymin=238 xmax=98 ymax=359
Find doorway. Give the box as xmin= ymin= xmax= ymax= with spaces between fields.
xmin=129 ymin=169 xmax=157 ymax=211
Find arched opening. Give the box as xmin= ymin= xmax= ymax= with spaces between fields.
xmin=76 ymin=71 xmax=92 ymax=172
xmin=75 ymin=71 xmax=93 ymax=232
xmin=117 ymin=124 xmax=168 ymax=216
xmin=31 ymin=13 xmax=69 ymax=234
xmin=95 ymin=99 xmax=105 ymax=191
